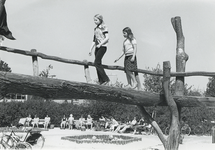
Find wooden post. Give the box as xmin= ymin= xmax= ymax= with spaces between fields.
xmin=83 ymin=60 xmax=92 ymax=83
xmin=31 ymin=49 xmax=39 ymax=76
xmin=171 ymin=16 xmax=188 ymax=149
xmin=212 ymin=126 xmax=215 ymax=143
xmin=171 ymin=16 xmax=188 ymax=96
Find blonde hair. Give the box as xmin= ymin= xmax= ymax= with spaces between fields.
xmin=94 ymin=14 xmax=106 ymax=27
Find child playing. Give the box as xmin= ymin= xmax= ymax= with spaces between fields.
xmin=114 ymin=27 xmax=141 ymax=90
xmin=89 ymin=14 xmax=110 ymax=85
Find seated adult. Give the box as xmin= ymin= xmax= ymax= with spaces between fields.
xmin=119 ymin=117 xmax=137 ymax=133
xmin=99 ymin=116 xmax=105 ymax=122
xmin=32 ymin=115 xmax=39 ymax=128
xmin=98 ymin=116 xmax=106 ymax=128
xmin=86 ymin=115 xmax=93 ymax=129
xmin=26 ymin=114 xmax=32 ymax=127
xmin=60 ymin=115 xmax=67 ymax=129
xmin=104 ymin=117 xmax=111 ymax=129
xmin=18 ymin=118 xmax=27 ymax=128
xmin=109 ymin=117 xmax=119 ymax=131
xmin=78 ymin=115 xmax=86 ymax=128
xmin=115 ymin=120 xmax=130 ymax=132
xmin=133 ymin=117 xmax=145 ymax=134
xmin=68 ymin=114 xmax=74 ymax=130
xmin=44 ymin=115 xmax=51 ymax=129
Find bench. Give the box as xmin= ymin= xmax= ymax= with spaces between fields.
xmin=18 ymin=118 xmax=50 ymax=128
xmin=34 ymin=119 xmax=50 ymax=128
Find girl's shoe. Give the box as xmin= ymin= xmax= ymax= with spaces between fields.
xmin=131 ymin=83 xmax=138 ymax=89
xmin=124 ymin=84 xmax=132 ymax=89
xmin=101 ymin=80 xmax=110 ymax=86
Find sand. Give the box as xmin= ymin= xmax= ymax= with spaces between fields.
xmin=2 ymin=128 xmax=215 ymax=150
xmin=41 ymin=128 xmax=215 ymax=150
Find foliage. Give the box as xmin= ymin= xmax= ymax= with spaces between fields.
xmin=143 ymin=64 xmax=163 ymax=93
xmin=0 ymin=60 xmax=11 ymax=72
xmin=39 ymin=64 xmax=55 ymax=78
xmin=205 ymin=77 xmax=215 ymax=97
xmin=142 ymin=64 xmax=215 ymax=133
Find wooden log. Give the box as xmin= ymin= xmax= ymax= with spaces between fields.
xmin=0 ymin=46 xmax=214 ymax=77
xmin=212 ymin=126 xmax=215 ymax=143
xmin=163 ymin=61 xmax=180 ymax=150
xmin=83 ymin=60 xmax=92 ymax=83
xmin=138 ymin=105 xmax=167 ymax=147
xmin=171 ymin=16 xmax=188 ymax=96
xmin=31 ymin=49 xmax=39 ymax=76
xmin=0 ymin=71 xmax=215 ymax=108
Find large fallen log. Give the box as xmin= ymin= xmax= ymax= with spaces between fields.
xmin=0 ymin=71 xmax=215 ymax=108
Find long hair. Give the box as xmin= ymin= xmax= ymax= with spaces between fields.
xmin=94 ymin=14 xmax=105 ymax=27
xmin=123 ymin=27 xmax=134 ymax=42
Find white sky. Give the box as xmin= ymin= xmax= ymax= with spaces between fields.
xmin=1 ymin=0 xmax=215 ymax=91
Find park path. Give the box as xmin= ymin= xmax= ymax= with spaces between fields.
xmin=2 ymin=127 xmax=215 ymax=150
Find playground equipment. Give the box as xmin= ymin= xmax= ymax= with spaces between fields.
xmin=0 ymin=13 xmax=214 ymax=150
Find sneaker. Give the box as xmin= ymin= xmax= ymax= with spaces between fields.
xmin=101 ymin=81 xmax=110 ymax=86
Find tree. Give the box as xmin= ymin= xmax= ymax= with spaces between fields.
xmin=205 ymin=77 xmax=215 ymax=97
xmin=0 ymin=60 xmax=12 ymax=100
xmin=39 ymin=64 xmax=55 ymax=78
xmin=0 ymin=60 xmax=11 ymax=72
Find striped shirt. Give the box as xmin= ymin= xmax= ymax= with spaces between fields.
xmin=93 ymin=24 xmax=109 ymax=47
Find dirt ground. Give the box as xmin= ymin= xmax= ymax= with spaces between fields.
xmin=2 ymin=127 xmax=215 ymax=150
xmin=39 ymin=128 xmax=215 ymax=150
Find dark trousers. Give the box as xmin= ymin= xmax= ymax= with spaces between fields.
xmin=94 ymin=46 xmax=109 ymax=84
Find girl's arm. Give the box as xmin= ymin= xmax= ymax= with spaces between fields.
xmin=97 ymin=32 xmax=109 ymax=48
xmin=131 ymin=43 xmax=137 ymax=62
xmin=89 ymin=42 xmax=95 ymax=56
xmin=114 ymin=51 xmax=124 ymax=63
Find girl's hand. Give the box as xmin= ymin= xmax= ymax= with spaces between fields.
xmin=96 ymin=44 xmax=101 ymax=48
xmin=114 ymin=59 xmax=118 ymax=63
xmin=130 ymin=57 xmax=135 ymax=62
xmin=89 ymin=52 xmax=92 ymax=56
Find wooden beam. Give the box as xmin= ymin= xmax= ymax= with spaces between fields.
xmin=0 ymin=71 xmax=215 ymax=108
xmin=0 ymin=46 xmax=214 ymax=77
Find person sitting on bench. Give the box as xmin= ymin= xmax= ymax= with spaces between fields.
xmin=60 ymin=115 xmax=67 ymax=129
xmin=32 ymin=115 xmax=39 ymax=128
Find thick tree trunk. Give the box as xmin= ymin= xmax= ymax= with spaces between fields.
xmin=171 ymin=16 xmax=188 ymax=96
xmin=171 ymin=16 xmax=188 ymax=148
xmin=163 ymin=61 xmax=180 ymax=150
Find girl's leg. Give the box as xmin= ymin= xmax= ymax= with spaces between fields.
xmin=126 ymin=73 xmax=132 ymax=86
xmin=127 ymin=70 xmax=137 ymax=89
xmin=135 ymin=72 xmax=143 ymax=90
xmin=94 ymin=47 xmax=110 ymax=84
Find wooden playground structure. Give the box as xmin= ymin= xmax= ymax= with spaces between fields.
xmin=0 ymin=8 xmax=214 ymax=150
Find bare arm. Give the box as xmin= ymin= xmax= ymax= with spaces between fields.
xmin=131 ymin=44 xmax=137 ymax=62
xmin=114 ymin=51 xmax=124 ymax=63
xmin=89 ymin=42 xmax=95 ymax=56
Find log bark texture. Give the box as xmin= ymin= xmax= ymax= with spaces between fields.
xmin=0 ymin=46 xmax=214 ymax=77
xmin=171 ymin=16 xmax=188 ymax=96
xmin=163 ymin=61 xmax=180 ymax=150
xmin=0 ymin=71 xmax=215 ymax=107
